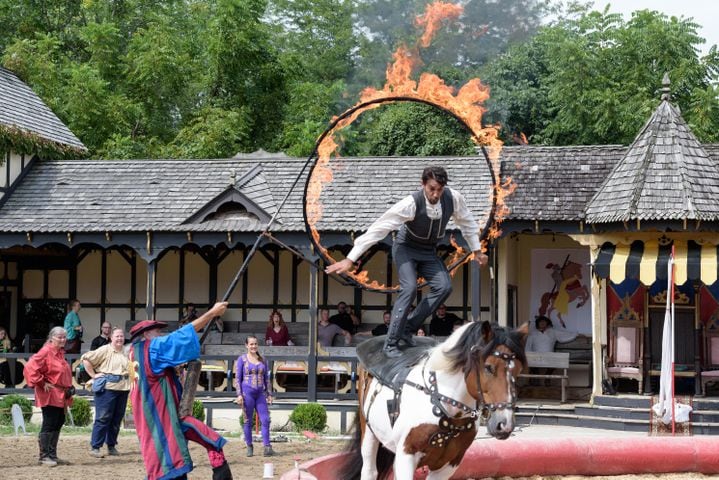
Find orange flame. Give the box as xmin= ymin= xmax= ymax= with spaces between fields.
xmin=306 ymin=0 xmax=513 ymax=292
xmin=415 ymin=1 xmax=464 ymax=48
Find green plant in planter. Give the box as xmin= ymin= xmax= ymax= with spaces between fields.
xmin=70 ymin=396 xmax=92 ymax=426
xmin=192 ymin=399 xmax=205 ymax=422
xmin=0 ymin=394 xmax=33 ymax=425
xmin=289 ymin=403 xmax=326 ymax=433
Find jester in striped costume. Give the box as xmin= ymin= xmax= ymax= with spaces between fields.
xmin=129 ymin=302 xmax=233 ymax=480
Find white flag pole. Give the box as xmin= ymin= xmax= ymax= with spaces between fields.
xmin=670 ymin=244 xmax=676 ymax=435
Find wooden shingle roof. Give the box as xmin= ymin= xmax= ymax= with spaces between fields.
xmin=500 ymin=145 xmax=625 ymax=221
xmin=0 ymin=67 xmax=86 ymax=152
xmin=2 ymin=144 xmax=719 ymax=235
xmin=584 ymin=98 xmax=719 ymax=223
xmin=0 ymin=156 xmax=494 ymax=234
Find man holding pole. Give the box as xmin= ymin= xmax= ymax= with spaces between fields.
xmin=326 ymin=166 xmax=487 ymax=357
xmin=129 ymin=301 xmax=232 ymax=480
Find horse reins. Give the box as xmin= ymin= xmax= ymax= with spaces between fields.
xmin=405 ymin=348 xmax=518 ymax=421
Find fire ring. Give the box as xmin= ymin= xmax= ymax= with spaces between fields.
xmin=302 ymin=96 xmax=499 ymax=293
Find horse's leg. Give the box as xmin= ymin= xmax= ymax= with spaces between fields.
xmin=360 ymin=426 xmax=380 ymax=479
xmin=393 ymin=449 xmax=419 ymax=480
xmin=426 ymin=464 xmax=460 ymax=480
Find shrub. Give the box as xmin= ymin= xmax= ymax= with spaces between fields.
xmin=0 ymin=394 xmax=33 ymax=425
xmin=192 ymin=399 xmax=205 ymax=422
xmin=69 ymin=396 xmax=92 ymax=426
xmin=289 ymin=403 xmax=326 ymax=433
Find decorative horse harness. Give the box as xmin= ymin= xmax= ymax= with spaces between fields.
xmin=367 ymin=348 xmax=518 ymax=448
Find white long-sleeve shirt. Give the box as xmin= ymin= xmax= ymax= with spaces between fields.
xmin=526 ymin=328 xmax=578 ymax=353
xmin=347 ymin=187 xmax=481 ymax=263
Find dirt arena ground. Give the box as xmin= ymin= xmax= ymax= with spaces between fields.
xmin=0 ymin=433 xmax=342 ymax=479
xmin=0 ymin=433 xmax=716 ymax=479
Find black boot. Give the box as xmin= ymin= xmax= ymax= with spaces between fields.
xmin=212 ymin=461 xmax=233 ymax=480
xmin=48 ymin=431 xmax=70 ymax=464
xmin=38 ymin=433 xmax=56 ymax=466
xmin=383 ymin=316 xmax=406 ymax=358
xmin=399 ymin=330 xmax=417 ymax=348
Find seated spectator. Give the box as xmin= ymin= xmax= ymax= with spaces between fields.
xmin=0 ymin=326 xmax=14 ymax=386
xmin=526 ymin=316 xmax=578 ymax=353
xmin=526 ymin=315 xmax=578 ymax=385
xmin=318 ymin=308 xmax=351 ymax=347
xmin=264 ymin=310 xmax=294 ymax=346
xmin=355 ymin=311 xmax=391 ymax=338
xmin=179 ymin=303 xmax=198 ymax=327
xmin=430 ymin=304 xmax=461 ymax=337
xmin=416 ymin=327 xmax=427 ymax=337
xmin=90 ymin=322 xmax=112 ymax=351
xmin=329 ymin=302 xmax=355 ymax=334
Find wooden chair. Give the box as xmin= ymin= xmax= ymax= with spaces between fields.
xmin=701 ymin=328 xmax=719 ymax=396
xmin=606 ymin=303 xmax=644 ymax=394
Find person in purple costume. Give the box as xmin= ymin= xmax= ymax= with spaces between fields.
xmin=235 ymin=335 xmax=274 ymax=457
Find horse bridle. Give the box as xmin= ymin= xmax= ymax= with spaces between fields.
xmin=405 ymin=347 xmax=518 ymax=421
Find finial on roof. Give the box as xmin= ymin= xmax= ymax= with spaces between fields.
xmin=229 ymin=169 xmax=236 ymax=185
xmin=661 ymin=72 xmax=671 ymax=101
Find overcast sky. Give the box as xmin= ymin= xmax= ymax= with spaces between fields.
xmin=589 ymin=1 xmax=719 ymax=54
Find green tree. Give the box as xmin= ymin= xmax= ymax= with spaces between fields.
xmin=484 ymin=6 xmax=719 ymax=145
xmin=358 ymin=102 xmax=475 ymax=156
xmin=268 ymin=0 xmax=357 ymax=156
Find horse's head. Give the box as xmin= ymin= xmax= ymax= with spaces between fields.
xmin=435 ymin=321 xmax=527 ymax=440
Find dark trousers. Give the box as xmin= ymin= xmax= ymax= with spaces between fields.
xmin=41 ymin=405 xmax=65 ymax=434
xmin=91 ymin=389 xmax=129 ymax=449
xmin=39 ymin=405 xmax=65 ymax=460
xmin=386 ymin=242 xmax=452 ymax=345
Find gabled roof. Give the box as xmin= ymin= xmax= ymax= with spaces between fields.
xmin=0 ymin=158 xmax=303 ymax=233
xmin=584 ymin=93 xmax=719 ymax=223
xmin=0 ymin=67 xmax=86 ymax=152
xmin=183 ymin=164 xmax=279 ymax=225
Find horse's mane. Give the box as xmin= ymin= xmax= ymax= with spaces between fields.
xmin=427 ymin=321 xmax=527 ymax=375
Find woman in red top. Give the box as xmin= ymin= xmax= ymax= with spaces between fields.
xmin=24 ymin=326 xmax=75 ymax=466
xmin=264 ymin=310 xmax=293 ymax=346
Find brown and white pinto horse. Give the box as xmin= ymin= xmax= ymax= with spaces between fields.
xmin=343 ymin=321 xmax=527 ymax=480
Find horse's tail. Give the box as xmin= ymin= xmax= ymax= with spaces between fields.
xmin=339 ymin=406 xmax=395 ymax=479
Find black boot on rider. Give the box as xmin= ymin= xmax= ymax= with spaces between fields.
xmin=383 ymin=315 xmax=407 ymax=358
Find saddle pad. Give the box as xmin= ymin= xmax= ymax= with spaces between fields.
xmin=356 ymin=336 xmax=437 ymax=390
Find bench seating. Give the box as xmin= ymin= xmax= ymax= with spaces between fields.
xmin=519 ymin=351 xmax=570 ymax=403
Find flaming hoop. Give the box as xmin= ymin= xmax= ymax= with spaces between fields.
xmin=302 ymin=96 xmax=500 ymax=293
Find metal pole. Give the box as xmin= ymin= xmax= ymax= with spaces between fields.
xmin=308 ymin=257 xmax=318 ymax=402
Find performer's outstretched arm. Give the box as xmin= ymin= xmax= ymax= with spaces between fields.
xmin=190 ymin=302 xmax=228 ymax=333
xmin=325 ymin=196 xmax=415 ymax=275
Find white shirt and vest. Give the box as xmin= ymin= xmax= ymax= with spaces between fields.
xmin=346 ymin=187 xmax=481 ymax=263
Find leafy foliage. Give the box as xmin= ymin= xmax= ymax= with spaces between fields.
xmin=289 ymin=402 xmax=327 ymax=433
xmin=0 ymin=1 xmax=718 ymax=157
xmin=482 ymin=6 xmax=719 ymax=145
xmin=358 ymin=102 xmax=476 ymax=156
xmin=192 ymin=399 xmax=205 ymax=422
xmin=0 ymin=393 xmax=33 ymax=425
xmin=69 ymin=396 xmax=92 ymax=427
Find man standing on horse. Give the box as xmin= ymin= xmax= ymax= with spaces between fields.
xmin=326 ymin=166 xmax=487 ymax=357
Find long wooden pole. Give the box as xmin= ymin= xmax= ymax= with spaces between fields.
xmin=178 ymin=155 xmax=316 ymax=418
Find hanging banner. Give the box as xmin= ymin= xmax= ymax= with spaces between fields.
xmin=530 ymin=248 xmax=591 ymax=335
